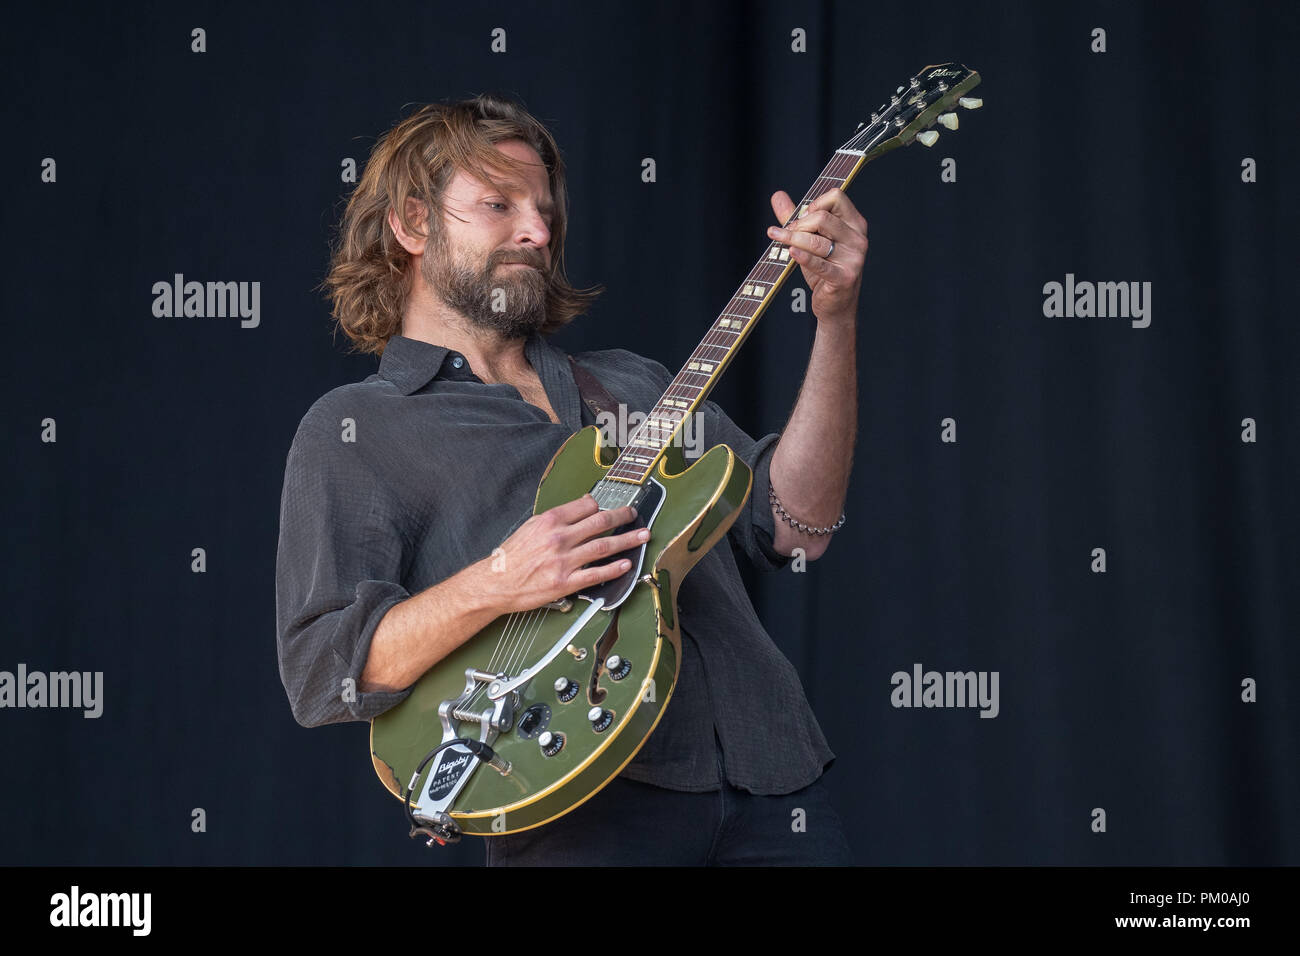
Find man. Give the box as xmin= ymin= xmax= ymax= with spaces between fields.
xmin=276 ymin=93 xmax=863 ymax=866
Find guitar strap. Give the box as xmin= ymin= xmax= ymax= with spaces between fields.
xmin=567 ymin=354 xmax=621 ymax=422
xmin=498 ymin=355 xmax=623 ymax=545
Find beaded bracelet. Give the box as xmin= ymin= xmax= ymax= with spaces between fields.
xmin=769 ymin=486 xmax=846 ymax=536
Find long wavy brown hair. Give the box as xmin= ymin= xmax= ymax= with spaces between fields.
xmin=321 ymin=94 xmax=602 ymax=356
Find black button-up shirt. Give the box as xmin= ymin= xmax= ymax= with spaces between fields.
xmin=275 ymin=331 xmax=835 ymax=794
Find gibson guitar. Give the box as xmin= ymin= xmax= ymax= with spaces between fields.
xmin=370 ymin=62 xmax=983 ymax=844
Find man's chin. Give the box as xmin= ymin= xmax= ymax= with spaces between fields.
xmin=465 ymin=309 xmax=547 ymax=339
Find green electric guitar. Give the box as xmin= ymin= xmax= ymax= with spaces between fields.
xmin=370 ymin=62 xmax=983 ymax=844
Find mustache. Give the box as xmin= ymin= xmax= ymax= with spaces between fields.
xmin=492 ymin=251 xmax=548 ymax=272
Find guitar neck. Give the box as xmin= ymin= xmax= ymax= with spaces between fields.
xmin=602 ymin=61 xmax=981 ymax=487
xmin=602 ymin=148 xmax=870 ymax=486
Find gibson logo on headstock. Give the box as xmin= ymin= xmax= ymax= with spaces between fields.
xmin=927 ymin=67 xmax=962 ymax=78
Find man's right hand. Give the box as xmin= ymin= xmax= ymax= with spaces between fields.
xmin=477 ymin=494 xmax=650 ymax=614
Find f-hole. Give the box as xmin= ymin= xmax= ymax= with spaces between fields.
xmin=587 ymin=614 xmax=622 ymax=705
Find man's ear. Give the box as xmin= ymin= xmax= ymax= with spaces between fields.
xmin=388 ymin=197 xmax=430 ymax=255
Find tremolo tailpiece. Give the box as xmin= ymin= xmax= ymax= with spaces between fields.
xmin=411 ymin=594 xmax=608 ymax=834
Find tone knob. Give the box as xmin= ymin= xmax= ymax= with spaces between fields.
xmin=606 ymin=655 xmax=633 ymax=681
xmin=538 ymin=731 xmax=564 ymax=756
xmin=588 ymin=707 xmax=614 ymax=733
xmin=554 ymin=676 xmax=579 ymax=702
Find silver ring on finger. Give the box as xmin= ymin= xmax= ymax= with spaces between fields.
xmin=825 ymin=239 xmax=835 ymax=259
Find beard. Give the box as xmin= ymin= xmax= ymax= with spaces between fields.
xmin=422 ymin=230 xmax=550 ymax=340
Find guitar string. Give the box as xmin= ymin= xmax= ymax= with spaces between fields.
xmin=605 ymin=124 xmax=899 ymax=480
xmin=600 ymin=145 xmax=870 ymax=483
xmin=457 ymin=470 xmax=639 ymax=715
xmin=491 ymin=472 xmax=644 ymax=703
xmin=460 ymin=477 xmax=624 ymax=713
xmin=467 ymin=463 xmax=642 ymax=713
xmin=588 ymin=84 xmax=930 ymax=484
xmin=455 ymin=148 xmax=869 ymax=717
xmin=452 ymin=113 xmax=901 ymax=717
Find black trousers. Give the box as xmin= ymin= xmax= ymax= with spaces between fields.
xmin=484 ymin=731 xmax=855 ymax=866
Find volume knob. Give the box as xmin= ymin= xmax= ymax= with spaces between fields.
xmin=538 ymin=731 xmax=564 ymax=756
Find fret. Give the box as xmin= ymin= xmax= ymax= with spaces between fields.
xmin=620 ymin=449 xmax=660 ymax=463
xmin=597 ymin=125 xmax=868 ymax=487
xmin=583 ymin=64 xmax=980 ymax=489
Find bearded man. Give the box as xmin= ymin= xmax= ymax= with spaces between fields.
xmin=275 ymin=93 xmax=862 ymax=866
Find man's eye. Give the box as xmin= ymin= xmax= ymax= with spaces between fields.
xmin=486 ymin=202 xmax=508 ymax=211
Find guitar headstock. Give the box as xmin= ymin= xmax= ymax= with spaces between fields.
xmin=840 ymin=61 xmax=982 ymax=157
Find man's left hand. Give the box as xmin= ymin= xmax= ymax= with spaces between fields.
xmin=767 ymin=187 xmax=867 ymax=328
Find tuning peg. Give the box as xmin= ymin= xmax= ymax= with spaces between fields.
xmin=916 ymin=130 xmax=939 ymax=147
xmin=937 ymin=112 xmax=958 ymax=130
xmin=958 ymin=97 xmax=983 ymax=110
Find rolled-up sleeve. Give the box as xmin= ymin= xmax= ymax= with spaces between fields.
xmin=275 ymin=419 xmax=414 ymax=727
xmin=637 ymin=356 xmax=790 ymax=573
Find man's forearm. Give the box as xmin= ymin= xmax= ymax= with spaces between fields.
xmin=768 ymin=320 xmax=858 ymax=559
xmin=359 ymin=559 xmax=502 ymax=693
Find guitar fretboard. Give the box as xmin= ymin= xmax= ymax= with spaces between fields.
xmin=600 ymin=60 xmax=981 ymax=487
xmin=603 ymin=147 xmax=868 ymax=484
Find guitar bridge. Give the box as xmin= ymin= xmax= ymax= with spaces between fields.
xmin=411 ymin=668 xmax=521 ymax=826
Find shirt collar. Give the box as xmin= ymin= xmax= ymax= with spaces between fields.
xmin=377 ymin=333 xmax=583 ymax=429
xmin=377 ymin=334 xmax=453 ymax=395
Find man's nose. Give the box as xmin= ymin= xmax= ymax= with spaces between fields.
xmin=515 ymin=210 xmax=551 ymax=253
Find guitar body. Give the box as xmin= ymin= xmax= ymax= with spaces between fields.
xmin=369 ymin=424 xmax=752 ymax=835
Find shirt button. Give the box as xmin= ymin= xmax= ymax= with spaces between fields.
xmin=451 ymin=356 xmax=465 ymax=369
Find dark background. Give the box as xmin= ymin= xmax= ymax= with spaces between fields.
xmin=2 ymin=0 xmax=1296 ymax=866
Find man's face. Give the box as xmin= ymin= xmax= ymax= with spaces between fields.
xmin=421 ymin=139 xmax=555 ymax=339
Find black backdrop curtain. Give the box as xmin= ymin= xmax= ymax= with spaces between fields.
xmin=2 ymin=0 xmax=1296 ymax=866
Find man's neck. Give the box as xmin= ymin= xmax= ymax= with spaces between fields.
xmin=400 ymin=302 xmax=533 ymax=385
